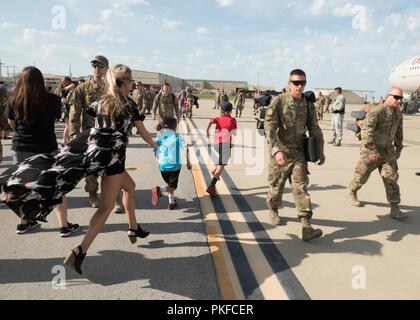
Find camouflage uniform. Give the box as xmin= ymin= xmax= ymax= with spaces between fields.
xmin=330 ymin=95 xmax=346 ymax=143
xmin=234 ymin=91 xmax=245 ymax=118
xmin=218 ymin=93 xmax=229 ymax=113
xmin=324 ymin=96 xmax=332 ymax=113
xmin=349 ymin=104 xmax=403 ymax=204
xmin=131 ymin=88 xmax=146 ymax=113
xmin=265 ymin=91 xmax=324 ymax=219
xmin=153 ymin=92 xmax=179 ymax=130
xmin=145 ymin=89 xmax=155 ymax=114
xmin=315 ymin=95 xmax=326 ymax=120
xmin=69 ymin=78 xmax=105 ymax=194
xmin=214 ymin=91 xmax=220 ymax=109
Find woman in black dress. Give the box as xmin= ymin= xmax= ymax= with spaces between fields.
xmin=0 ymin=64 xmax=158 ymax=274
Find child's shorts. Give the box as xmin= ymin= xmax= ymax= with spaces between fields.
xmin=161 ymin=170 xmax=181 ymax=189
xmin=214 ymin=143 xmax=231 ymax=166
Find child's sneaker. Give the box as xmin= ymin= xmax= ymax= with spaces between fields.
xmin=168 ymin=201 xmax=178 ymax=210
xmin=206 ymin=186 xmax=218 ymax=198
xmin=152 ymin=186 xmax=162 ymax=206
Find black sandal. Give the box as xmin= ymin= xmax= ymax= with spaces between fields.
xmin=128 ymin=224 xmax=150 ymax=244
xmin=64 ymin=245 xmax=86 ymax=275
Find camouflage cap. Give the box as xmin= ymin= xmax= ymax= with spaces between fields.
xmin=91 ymin=55 xmax=109 ymax=67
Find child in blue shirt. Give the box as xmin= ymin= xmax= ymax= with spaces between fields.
xmin=152 ymin=117 xmax=191 ymax=210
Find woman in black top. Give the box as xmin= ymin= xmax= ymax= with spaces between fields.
xmin=0 ymin=65 xmax=158 ymax=275
xmin=4 ymin=67 xmax=79 ymax=237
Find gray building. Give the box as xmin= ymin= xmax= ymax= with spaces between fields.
xmin=131 ymin=70 xmax=186 ymax=92
xmin=185 ymin=79 xmax=248 ymax=93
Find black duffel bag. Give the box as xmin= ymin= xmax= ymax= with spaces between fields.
xmin=304 ymin=135 xmax=320 ymax=163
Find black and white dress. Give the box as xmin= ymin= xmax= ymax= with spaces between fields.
xmin=0 ymin=98 xmax=144 ymax=221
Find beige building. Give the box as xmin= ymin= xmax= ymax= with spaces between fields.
xmin=131 ymin=70 xmax=186 ymax=92
xmin=185 ymin=79 xmax=248 ymax=93
xmin=315 ymin=88 xmax=374 ymax=104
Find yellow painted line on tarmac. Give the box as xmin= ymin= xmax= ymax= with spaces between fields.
xmin=180 ymin=120 xmax=244 ymax=300
xmin=186 ymin=119 xmax=289 ymax=300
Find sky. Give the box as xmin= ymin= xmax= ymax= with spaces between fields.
xmin=0 ymin=0 xmax=419 ymax=95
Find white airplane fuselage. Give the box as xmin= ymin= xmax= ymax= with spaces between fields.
xmin=389 ymin=55 xmax=420 ymax=94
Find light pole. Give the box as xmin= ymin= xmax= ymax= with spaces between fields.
xmin=0 ymin=58 xmax=4 ymax=82
xmin=257 ymin=72 xmax=260 ymax=90
xmin=10 ymin=66 xmax=17 ymax=85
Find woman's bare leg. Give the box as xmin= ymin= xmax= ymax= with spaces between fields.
xmin=54 ymin=196 xmax=68 ymax=228
xmin=79 ymin=174 xmax=124 ymax=253
xmin=120 ymin=171 xmax=137 ymax=230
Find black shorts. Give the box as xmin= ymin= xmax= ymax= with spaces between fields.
xmin=161 ymin=170 xmax=181 ymax=189
xmin=214 ymin=143 xmax=231 ymax=166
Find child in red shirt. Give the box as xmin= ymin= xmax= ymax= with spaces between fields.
xmin=206 ymin=102 xmax=237 ymax=197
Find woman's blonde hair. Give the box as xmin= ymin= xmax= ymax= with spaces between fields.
xmin=101 ymin=64 xmax=132 ymax=117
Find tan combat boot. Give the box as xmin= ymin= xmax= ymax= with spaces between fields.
xmin=347 ymin=190 xmax=361 ymax=207
xmin=327 ymin=139 xmax=335 ymax=145
xmin=333 ymin=140 xmax=342 ymax=147
xmin=89 ymin=192 xmax=100 ymax=208
xmin=269 ymin=209 xmax=281 ymax=226
xmin=300 ymin=217 xmax=323 ymax=242
xmin=113 ymin=193 xmax=124 ymax=214
xmin=390 ymin=204 xmax=408 ymax=220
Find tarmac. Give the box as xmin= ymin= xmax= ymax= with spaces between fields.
xmin=1 ymin=99 xmax=420 ymax=300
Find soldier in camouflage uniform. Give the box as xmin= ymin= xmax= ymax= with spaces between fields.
xmin=348 ymin=87 xmax=407 ymax=220
xmin=69 ymin=56 xmax=109 ymax=209
xmin=265 ymin=69 xmax=325 ymax=242
xmin=131 ymin=82 xmax=146 ymax=114
xmin=218 ymin=89 xmax=229 ymax=114
xmin=324 ymin=95 xmax=332 ymax=114
xmin=214 ymin=89 xmax=220 ymax=109
xmin=234 ymin=89 xmax=246 ymax=118
xmin=315 ymin=92 xmax=326 ymax=120
xmin=144 ymin=87 xmax=155 ymax=114
xmin=153 ymin=83 xmax=179 ymax=130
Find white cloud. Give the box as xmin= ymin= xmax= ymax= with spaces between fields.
xmin=217 ymin=0 xmax=234 ymax=7
xmin=310 ymin=0 xmax=326 ymax=15
xmin=144 ymin=14 xmax=155 ymax=21
xmin=333 ymin=3 xmax=357 ymax=17
xmin=100 ymin=9 xmax=133 ymax=21
xmin=386 ymin=13 xmax=402 ymax=27
xmin=407 ymin=17 xmax=419 ymax=32
xmin=107 ymin=0 xmax=150 ymax=9
xmin=97 ymin=35 xmax=128 ymax=43
xmin=162 ymin=19 xmax=180 ymax=30
xmin=187 ymin=49 xmax=213 ymax=63
xmin=75 ymin=24 xmax=112 ymax=35
xmin=14 ymin=28 xmax=61 ymax=46
xmin=1 ymin=22 xmax=23 ymax=29
xmin=196 ymin=27 xmax=210 ymax=35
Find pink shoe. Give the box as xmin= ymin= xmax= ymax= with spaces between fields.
xmin=152 ymin=186 xmax=162 ymax=206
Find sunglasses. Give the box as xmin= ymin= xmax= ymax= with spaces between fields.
xmin=390 ymin=95 xmax=403 ymax=101
xmin=290 ymin=80 xmax=307 ymax=87
xmin=91 ymin=62 xmax=105 ymax=69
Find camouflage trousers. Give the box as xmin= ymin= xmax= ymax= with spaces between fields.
xmin=235 ymin=105 xmax=244 ymax=117
xmin=267 ymin=153 xmax=313 ymax=219
xmin=349 ymin=153 xmax=400 ymax=204
xmin=316 ymin=106 xmax=324 ymax=120
xmin=85 ymin=175 xmax=99 ymax=193
xmin=331 ymin=114 xmax=344 ymax=141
